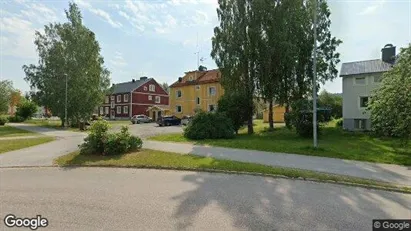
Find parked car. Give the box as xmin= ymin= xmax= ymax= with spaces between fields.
xmin=157 ymin=115 xmax=181 ymax=126
xmin=181 ymin=115 xmax=193 ymax=126
xmin=131 ymin=115 xmax=153 ymax=124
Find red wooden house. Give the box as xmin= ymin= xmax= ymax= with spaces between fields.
xmin=99 ymin=77 xmax=169 ymax=121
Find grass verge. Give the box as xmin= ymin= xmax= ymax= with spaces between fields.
xmin=55 ymin=149 xmax=411 ymax=193
xmin=25 ymin=119 xmax=83 ymax=132
xmin=149 ymin=120 xmax=411 ymax=166
xmin=0 ymin=137 xmax=55 ymax=154
xmin=0 ymin=126 xmax=36 ymax=137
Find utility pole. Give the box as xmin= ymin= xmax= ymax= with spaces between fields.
xmin=312 ymin=0 xmax=318 ymax=148
xmin=65 ymin=73 xmax=68 ymax=128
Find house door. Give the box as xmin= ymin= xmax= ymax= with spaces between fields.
xmin=110 ymin=110 xmax=115 ymax=119
xmin=158 ymin=111 xmax=162 ymax=118
xmin=152 ymin=111 xmax=156 ymax=121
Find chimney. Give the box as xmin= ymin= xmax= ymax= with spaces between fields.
xmin=381 ymin=44 xmax=396 ymax=63
xmin=132 ymin=79 xmax=135 ymax=83
xmin=140 ymin=76 xmax=148 ymax=81
xmin=178 ymin=77 xmax=182 ymax=82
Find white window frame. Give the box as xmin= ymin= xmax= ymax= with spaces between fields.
xmin=123 ymin=106 xmax=128 ymax=114
xmin=99 ymin=107 xmax=104 ymax=115
xmin=105 ymin=107 xmax=109 ymax=115
xmin=195 ymin=85 xmax=200 ymax=90
xmin=196 ymin=97 xmax=200 ymax=105
xmin=359 ymin=96 xmax=369 ymax=108
xmin=105 ymin=96 xmax=109 ymax=104
xmin=110 ymin=101 xmax=115 ymax=109
xmin=110 ymin=95 xmax=115 ymax=101
xmin=144 ymin=86 xmax=147 ymax=91
xmin=123 ymin=94 xmax=129 ymax=102
xmin=189 ymin=76 xmax=193 ymax=81
xmin=116 ymin=95 xmax=121 ymax=103
xmin=354 ymin=77 xmax=366 ymax=85
xmin=148 ymin=95 xmax=152 ymax=100
xmin=155 ymin=96 xmax=160 ymax=103
xmin=176 ymin=105 xmax=182 ymax=113
xmin=149 ymin=84 xmax=155 ymax=92
xmin=116 ymin=106 xmax=122 ymax=114
xmin=209 ymin=86 xmax=216 ymax=96
xmin=176 ymin=90 xmax=182 ymax=98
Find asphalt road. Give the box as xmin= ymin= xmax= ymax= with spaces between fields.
xmin=111 ymin=122 xmax=183 ymax=138
xmin=1 ymin=168 xmax=409 ymax=231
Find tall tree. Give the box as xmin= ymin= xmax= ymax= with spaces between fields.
xmin=23 ymin=3 xmax=110 ymax=127
xmin=161 ymin=83 xmax=170 ymax=93
xmin=211 ymin=0 xmax=256 ymax=134
xmin=318 ymin=90 xmax=342 ymax=118
xmin=0 ymin=80 xmax=13 ymax=114
xmin=369 ymin=44 xmax=411 ymax=141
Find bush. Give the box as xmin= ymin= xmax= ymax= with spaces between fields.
xmin=217 ymin=93 xmax=252 ymax=134
xmin=79 ymin=120 xmax=142 ymax=156
xmin=335 ymin=118 xmax=343 ymax=128
xmin=16 ymin=100 xmax=38 ymax=120
xmin=8 ymin=115 xmax=24 ymax=123
xmin=0 ymin=115 xmax=8 ymax=126
xmin=286 ymin=99 xmax=322 ymax=138
xmin=184 ymin=111 xmax=235 ymax=140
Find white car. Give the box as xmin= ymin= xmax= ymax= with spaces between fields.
xmin=181 ymin=115 xmax=193 ymax=126
xmin=131 ymin=115 xmax=152 ymax=124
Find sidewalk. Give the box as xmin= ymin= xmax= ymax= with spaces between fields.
xmin=0 ymin=135 xmax=41 ymax=140
xmin=143 ymin=140 xmax=411 ymax=186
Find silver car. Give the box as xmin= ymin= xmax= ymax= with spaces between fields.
xmin=181 ymin=115 xmax=193 ymax=126
xmin=131 ymin=115 xmax=152 ymax=124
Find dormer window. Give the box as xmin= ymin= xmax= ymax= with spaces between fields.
xmin=149 ymin=84 xmax=155 ymax=92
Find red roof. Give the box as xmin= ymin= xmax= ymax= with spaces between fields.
xmin=170 ymin=69 xmax=220 ymax=88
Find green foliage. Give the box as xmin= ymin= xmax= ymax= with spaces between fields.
xmin=15 ymin=100 xmax=38 ymax=120
xmin=0 ymin=80 xmax=13 ymax=114
xmin=22 ymin=2 xmax=111 ymax=127
xmin=184 ymin=111 xmax=235 ymax=140
xmin=335 ymin=118 xmax=343 ymax=128
xmin=8 ymin=115 xmax=25 ymax=123
xmin=318 ymin=90 xmax=342 ymax=119
xmin=369 ymin=44 xmax=411 ymax=141
xmin=0 ymin=115 xmax=8 ymax=126
xmin=217 ymin=93 xmax=251 ymax=133
xmin=285 ymin=99 xmax=322 ymax=138
xmin=79 ymin=120 xmax=142 ymax=156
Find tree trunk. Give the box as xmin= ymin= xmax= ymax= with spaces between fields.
xmin=247 ymin=117 xmax=253 ymax=135
xmin=268 ymin=99 xmax=274 ymax=131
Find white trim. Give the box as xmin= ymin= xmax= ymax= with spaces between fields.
xmin=208 ymin=86 xmax=216 ymax=96
xmin=116 ymin=95 xmax=122 ymax=103
xmin=123 ymin=105 xmax=129 ymax=114
xmin=131 ymin=103 xmax=168 ymax=106
xmin=148 ymin=95 xmax=152 ymax=100
xmin=110 ymin=102 xmax=115 ymax=109
xmin=116 ymin=106 xmax=122 ymax=114
xmin=105 ymin=107 xmax=109 ymax=115
xmin=132 ymin=91 xmax=168 ymax=96
xmin=110 ymin=95 xmax=115 ymax=101
xmin=129 ymin=91 xmax=133 ymax=117
xmin=99 ymin=107 xmax=104 ymax=115
xmin=353 ymin=76 xmax=367 ymax=86
xmin=149 ymin=84 xmax=155 ymax=92
xmin=123 ymin=94 xmax=129 ymax=102
xmin=111 ymin=103 xmax=130 ymax=106
xmin=155 ymin=96 xmax=160 ymax=103
xmin=176 ymin=90 xmax=182 ymax=98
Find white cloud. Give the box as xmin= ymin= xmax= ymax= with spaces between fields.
xmin=358 ymin=0 xmax=386 ymax=15
xmin=74 ymin=0 xmax=92 ymax=9
xmin=110 ymin=52 xmax=127 ymax=67
xmin=89 ymin=8 xmax=122 ymax=28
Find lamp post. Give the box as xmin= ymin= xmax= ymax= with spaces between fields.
xmin=313 ymin=0 xmax=318 ymax=148
xmin=65 ymin=73 xmax=68 ymax=128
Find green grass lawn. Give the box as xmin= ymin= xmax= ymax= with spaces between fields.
xmin=54 ymin=149 xmax=410 ymax=192
xmin=0 ymin=137 xmax=55 ymax=154
xmin=25 ymin=119 xmax=83 ymax=132
xmin=0 ymin=126 xmax=36 ymax=137
xmin=149 ymin=120 xmax=411 ymax=166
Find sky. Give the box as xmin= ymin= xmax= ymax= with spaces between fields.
xmin=1 ymin=0 xmax=410 ymax=94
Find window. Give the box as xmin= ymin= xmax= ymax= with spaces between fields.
xmin=116 ymin=106 xmax=122 ymax=114
xmin=176 ymin=105 xmax=182 ymax=113
xmin=105 ymin=107 xmax=109 ymax=115
xmin=374 ymin=76 xmax=382 ymax=83
xmin=209 ymin=86 xmax=216 ymax=96
xmin=189 ymin=76 xmax=193 ymax=81
xmin=123 ymin=94 xmax=129 ymax=102
xmin=144 ymin=86 xmax=147 ymax=91
xmin=99 ymin=107 xmax=103 ymax=115
xmin=208 ymin=104 xmax=215 ymax=112
xmin=149 ymin=84 xmax=155 ymax=92
xmin=196 ymin=97 xmax=200 ymax=105
xmin=176 ymin=90 xmax=182 ymax=98
xmin=355 ymin=77 xmax=366 ymax=85
xmin=148 ymin=95 xmax=152 ymax=100
xmin=111 ymin=95 xmax=115 ymax=101
xmin=195 ymin=85 xmax=200 ymax=90
xmin=155 ymin=96 xmax=160 ymax=103
xmin=123 ymin=106 xmax=128 ymax=114
xmin=105 ymin=96 xmax=109 ymax=104
xmin=360 ymin=97 xmax=369 ymax=108
xmin=354 ymin=119 xmax=366 ymax=130
xmin=110 ymin=101 xmax=115 ymax=109
xmin=116 ymin=95 xmax=121 ymax=103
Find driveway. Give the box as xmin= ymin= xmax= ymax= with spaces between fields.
xmin=1 ymin=168 xmax=410 ymax=231
xmin=112 ymin=122 xmax=183 ymax=138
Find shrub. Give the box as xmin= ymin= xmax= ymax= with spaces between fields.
xmin=79 ymin=121 xmax=142 ymax=156
xmin=0 ymin=115 xmax=8 ymax=126
xmin=286 ymin=99 xmax=322 ymax=138
xmin=8 ymin=115 xmax=24 ymax=123
xmin=16 ymin=100 xmax=38 ymax=120
xmin=184 ymin=111 xmax=235 ymax=140
xmin=335 ymin=118 xmax=343 ymax=128
xmin=217 ymin=93 xmax=252 ymax=134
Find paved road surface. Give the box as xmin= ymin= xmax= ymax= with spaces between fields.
xmin=1 ymin=168 xmax=410 ymax=231
xmin=144 ymin=140 xmax=411 ymax=186
xmin=113 ymin=122 xmax=183 ymax=138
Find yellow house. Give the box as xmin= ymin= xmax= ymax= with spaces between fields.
xmin=263 ymin=105 xmax=286 ymax=123
xmin=169 ymin=69 xmax=224 ymax=117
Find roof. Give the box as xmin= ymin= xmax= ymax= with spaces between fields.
xmin=111 ymin=78 xmax=152 ymax=94
xmin=170 ymin=69 xmax=220 ymax=88
xmin=340 ymin=59 xmax=393 ymax=77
